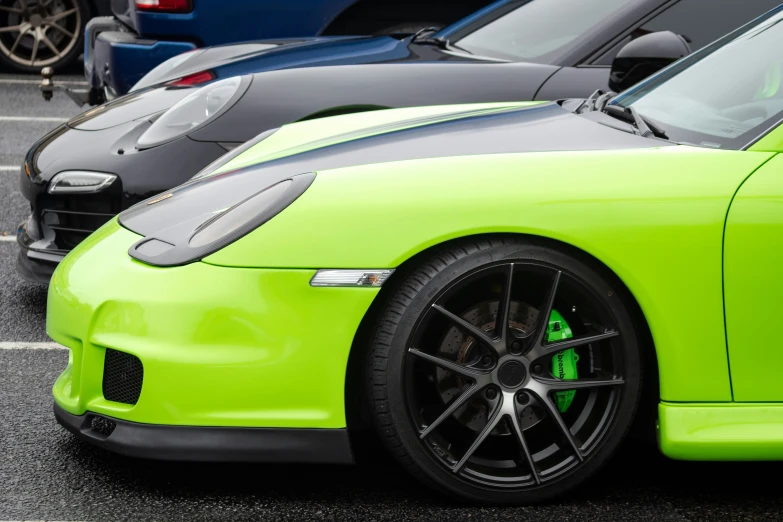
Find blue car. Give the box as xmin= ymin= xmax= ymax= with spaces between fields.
xmin=81 ymin=0 xmax=494 ymax=101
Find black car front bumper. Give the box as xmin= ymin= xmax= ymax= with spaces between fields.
xmin=15 ymin=119 xmax=230 ymax=286
xmin=16 ymin=219 xmax=65 ymax=284
xmin=53 ymin=403 xmax=354 ymax=464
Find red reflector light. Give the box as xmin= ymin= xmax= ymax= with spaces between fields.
xmin=135 ymin=0 xmax=193 ymax=13
xmin=170 ymin=71 xmax=215 ymax=86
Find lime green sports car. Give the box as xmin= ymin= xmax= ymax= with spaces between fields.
xmin=48 ymin=7 xmax=783 ymax=505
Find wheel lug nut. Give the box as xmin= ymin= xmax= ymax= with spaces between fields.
xmin=486 ymin=388 xmax=497 ymax=400
xmin=482 ymin=356 xmax=491 ymax=366
xmin=517 ymin=392 xmax=529 ymax=405
xmin=510 ymin=341 xmax=523 ymax=354
xmin=532 ymin=364 xmax=542 ymax=374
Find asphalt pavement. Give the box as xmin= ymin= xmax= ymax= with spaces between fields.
xmin=1 ymin=69 xmax=783 ymax=522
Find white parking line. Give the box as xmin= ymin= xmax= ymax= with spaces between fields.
xmin=0 ymin=78 xmax=87 ymax=85
xmin=0 ymin=236 xmax=17 ymax=242
xmin=0 ymin=165 xmax=19 ymax=171
xmin=0 ymin=116 xmax=68 ymax=122
xmin=0 ymin=342 xmax=66 ymax=350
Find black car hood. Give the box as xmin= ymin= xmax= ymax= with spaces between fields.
xmin=121 ymin=101 xmax=668 ymax=239
xmin=65 ymin=34 xmax=489 ymax=133
xmin=130 ymin=34 xmax=478 ymax=92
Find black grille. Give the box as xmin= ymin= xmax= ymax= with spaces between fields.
xmin=37 ymin=180 xmax=123 ymax=251
xmin=42 ymin=208 xmax=114 ymax=248
xmin=90 ymin=415 xmax=116 ymax=437
xmin=102 ymin=349 xmax=143 ymax=405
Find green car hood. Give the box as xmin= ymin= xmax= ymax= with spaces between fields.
xmin=120 ymin=101 xmax=664 ymax=237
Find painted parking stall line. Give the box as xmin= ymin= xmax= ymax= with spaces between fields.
xmin=0 ymin=342 xmax=66 ymax=350
xmin=1 ymin=166 xmax=19 ymax=171
xmin=0 ymin=116 xmax=68 ymax=122
xmin=0 ymin=235 xmax=17 ymax=242
xmin=0 ymin=78 xmax=87 ymax=85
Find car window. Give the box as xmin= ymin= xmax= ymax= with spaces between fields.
xmin=593 ymin=0 xmax=781 ymax=65
xmin=449 ymin=0 xmax=646 ymax=64
xmin=613 ymin=8 xmax=783 ymax=150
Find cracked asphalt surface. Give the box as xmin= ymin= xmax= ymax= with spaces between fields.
xmin=1 ymin=71 xmax=783 ymax=522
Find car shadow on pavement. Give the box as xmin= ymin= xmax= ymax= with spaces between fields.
xmin=50 ymin=426 xmax=783 ymax=518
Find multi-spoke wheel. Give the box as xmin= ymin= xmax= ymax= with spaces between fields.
xmin=367 ymin=238 xmax=642 ymax=504
xmin=0 ymin=0 xmax=86 ymax=72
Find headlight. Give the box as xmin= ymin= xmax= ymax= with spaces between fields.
xmin=188 ymin=179 xmax=292 ymax=247
xmin=130 ymin=49 xmax=204 ymax=92
xmin=48 ymin=171 xmax=117 ymax=194
xmin=136 ymin=76 xmax=249 ymax=149
xmin=126 ymin=173 xmax=315 ymax=267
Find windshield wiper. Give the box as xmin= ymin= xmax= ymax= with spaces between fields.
xmin=574 ymin=89 xmax=616 ymax=114
xmin=603 ymin=104 xmax=668 ymax=140
xmin=413 ymin=32 xmax=473 ymax=55
xmin=574 ymin=89 xmax=669 ymax=140
xmin=411 ymin=27 xmax=440 ymax=41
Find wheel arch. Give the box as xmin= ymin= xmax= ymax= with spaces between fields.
xmin=87 ymin=0 xmax=113 ymax=17
xmin=344 ymin=231 xmax=659 ymax=440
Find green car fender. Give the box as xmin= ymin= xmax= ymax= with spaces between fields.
xmin=204 ymin=145 xmax=775 ymax=403
xmin=48 ymin=221 xmax=380 ymax=428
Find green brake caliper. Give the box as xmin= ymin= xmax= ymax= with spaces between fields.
xmin=547 ymin=310 xmax=579 ymax=412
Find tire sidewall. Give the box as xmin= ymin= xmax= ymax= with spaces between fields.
xmin=377 ymin=241 xmax=643 ymax=505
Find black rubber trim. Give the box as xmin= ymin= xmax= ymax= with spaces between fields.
xmin=54 ymin=403 xmax=354 ymax=464
xmin=15 ymin=248 xmax=58 ymax=284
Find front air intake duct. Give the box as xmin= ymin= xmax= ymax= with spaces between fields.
xmin=102 ymin=349 xmax=144 ymax=405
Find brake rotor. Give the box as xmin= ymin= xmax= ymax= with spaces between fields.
xmin=435 ymin=301 xmax=582 ymax=435
xmin=435 ymin=300 xmax=540 ymax=433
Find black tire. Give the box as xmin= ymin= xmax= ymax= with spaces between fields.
xmin=375 ymin=22 xmax=444 ymax=35
xmin=366 ymin=237 xmax=643 ymax=505
xmin=0 ymin=0 xmax=88 ymax=73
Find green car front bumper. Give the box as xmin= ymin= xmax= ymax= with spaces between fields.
xmin=48 ymin=219 xmax=379 ymax=461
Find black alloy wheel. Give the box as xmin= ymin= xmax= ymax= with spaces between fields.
xmin=0 ymin=0 xmax=86 ymax=72
xmin=367 ymin=238 xmax=643 ymax=504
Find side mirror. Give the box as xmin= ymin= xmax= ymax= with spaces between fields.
xmin=609 ymin=31 xmax=691 ymax=92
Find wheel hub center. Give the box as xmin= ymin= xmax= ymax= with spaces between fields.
xmin=29 ymin=14 xmax=43 ymax=27
xmin=497 ymin=360 xmax=526 ymax=388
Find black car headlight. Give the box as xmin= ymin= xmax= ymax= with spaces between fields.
xmin=123 ymin=171 xmax=315 ymax=267
xmin=48 ymin=171 xmax=117 ymax=194
xmin=136 ymin=75 xmax=250 ymax=149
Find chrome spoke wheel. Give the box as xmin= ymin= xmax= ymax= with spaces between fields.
xmin=0 ymin=0 xmax=81 ymax=67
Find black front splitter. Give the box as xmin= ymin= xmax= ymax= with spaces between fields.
xmin=16 ymin=248 xmax=58 ymax=284
xmin=54 ymin=403 xmax=354 ymax=464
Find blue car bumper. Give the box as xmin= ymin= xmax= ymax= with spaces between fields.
xmin=84 ymin=17 xmax=196 ymax=98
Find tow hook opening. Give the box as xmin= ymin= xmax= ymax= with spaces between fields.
xmin=86 ymin=415 xmax=116 ymax=438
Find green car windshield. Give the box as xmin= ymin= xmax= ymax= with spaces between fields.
xmin=612 ymin=7 xmax=783 ymax=150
